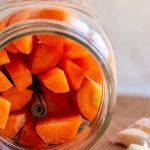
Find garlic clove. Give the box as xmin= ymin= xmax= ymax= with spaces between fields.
xmin=130 ymin=118 xmax=150 ymax=134
xmin=127 ymin=144 xmax=150 ymax=150
xmin=113 ymin=128 xmax=149 ymax=147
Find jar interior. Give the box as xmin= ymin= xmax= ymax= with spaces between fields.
xmin=0 ymin=32 xmax=106 ymax=149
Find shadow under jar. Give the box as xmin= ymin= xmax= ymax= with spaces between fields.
xmin=0 ymin=0 xmax=116 ymax=150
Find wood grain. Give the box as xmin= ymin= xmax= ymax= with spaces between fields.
xmin=91 ymin=96 xmax=150 ymax=150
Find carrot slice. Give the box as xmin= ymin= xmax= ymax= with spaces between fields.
xmin=13 ymin=35 xmax=33 ymax=54
xmin=36 ymin=114 xmax=81 ymax=144
xmin=0 ymin=97 xmax=11 ymax=129
xmin=39 ymin=68 xmax=69 ymax=93
xmin=0 ymin=71 xmax=13 ymax=92
xmin=29 ymin=44 xmax=63 ymax=74
xmin=9 ymin=9 xmax=34 ymax=25
xmin=63 ymin=39 xmax=88 ymax=60
xmin=0 ymin=109 xmax=27 ymax=138
xmin=0 ymin=49 xmax=10 ymax=65
xmin=37 ymin=34 xmax=67 ymax=46
xmin=73 ymin=54 xmax=103 ymax=84
xmin=5 ymin=43 xmax=19 ymax=54
xmin=41 ymin=85 xmax=72 ymax=115
xmin=18 ymin=116 xmax=47 ymax=148
xmin=5 ymin=54 xmax=32 ymax=91
xmin=0 ymin=14 xmax=13 ymax=31
xmin=62 ymin=60 xmax=84 ymax=90
xmin=32 ymin=8 xmax=70 ymax=21
xmin=2 ymin=87 xmax=33 ymax=112
xmin=76 ymin=76 xmax=102 ymax=121
xmin=0 ymin=22 xmax=6 ymax=31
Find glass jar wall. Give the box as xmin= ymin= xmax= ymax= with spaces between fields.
xmin=0 ymin=0 xmax=116 ymax=149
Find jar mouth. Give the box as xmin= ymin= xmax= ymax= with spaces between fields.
xmin=0 ymin=19 xmax=116 ymax=150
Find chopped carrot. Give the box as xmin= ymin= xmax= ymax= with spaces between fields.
xmin=9 ymin=9 xmax=34 ymax=25
xmin=76 ymin=76 xmax=102 ymax=121
xmin=2 ymin=87 xmax=33 ymax=112
xmin=0 ymin=109 xmax=27 ymax=138
xmin=37 ymin=34 xmax=67 ymax=46
xmin=62 ymin=60 xmax=84 ymax=90
xmin=0 ymin=22 xmax=6 ymax=31
xmin=0 ymin=71 xmax=13 ymax=92
xmin=18 ymin=116 xmax=47 ymax=148
xmin=5 ymin=43 xmax=19 ymax=54
xmin=32 ymin=8 xmax=70 ymax=21
xmin=0 ymin=14 xmax=12 ymax=31
xmin=29 ymin=44 xmax=63 ymax=74
xmin=13 ymin=35 xmax=33 ymax=54
xmin=0 ymin=97 xmax=11 ymax=129
xmin=41 ymin=85 xmax=72 ymax=115
xmin=73 ymin=54 xmax=103 ymax=84
xmin=0 ymin=49 xmax=10 ymax=65
xmin=5 ymin=54 xmax=32 ymax=91
xmin=39 ymin=68 xmax=69 ymax=93
xmin=36 ymin=114 xmax=81 ymax=144
xmin=63 ymin=39 xmax=88 ymax=60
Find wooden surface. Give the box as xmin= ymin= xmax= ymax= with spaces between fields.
xmin=92 ymin=96 xmax=150 ymax=150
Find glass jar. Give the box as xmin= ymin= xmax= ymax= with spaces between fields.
xmin=0 ymin=0 xmax=116 ymax=149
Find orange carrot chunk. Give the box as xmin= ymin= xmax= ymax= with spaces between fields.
xmin=0 ymin=109 xmax=27 ymax=138
xmin=0 ymin=71 xmax=13 ymax=92
xmin=62 ymin=60 xmax=84 ymax=90
xmin=2 ymin=87 xmax=33 ymax=112
xmin=29 ymin=44 xmax=63 ymax=74
xmin=37 ymin=34 xmax=67 ymax=46
xmin=73 ymin=54 xmax=103 ymax=84
xmin=0 ymin=50 xmax=10 ymax=65
xmin=32 ymin=8 xmax=70 ymax=21
xmin=0 ymin=14 xmax=12 ymax=31
xmin=13 ymin=35 xmax=33 ymax=54
xmin=5 ymin=43 xmax=19 ymax=54
xmin=63 ymin=39 xmax=88 ymax=60
xmin=76 ymin=76 xmax=103 ymax=121
xmin=0 ymin=22 xmax=6 ymax=31
xmin=36 ymin=114 xmax=81 ymax=144
xmin=41 ymin=85 xmax=72 ymax=115
xmin=39 ymin=68 xmax=69 ymax=93
xmin=9 ymin=9 xmax=35 ymax=26
xmin=18 ymin=116 xmax=47 ymax=148
xmin=0 ymin=97 xmax=11 ymax=129
xmin=5 ymin=54 xmax=32 ymax=91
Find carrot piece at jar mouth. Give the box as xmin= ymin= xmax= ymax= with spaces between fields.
xmin=0 ymin=97 xmax=11 ymax=129
xmin=63 ymin=39 xmax=89 ymax=60
xmin=9 ymin=8 xmax=35 ymax=26
xmin=5 ymin=54 xmax=32 ymax=91
xmin=72 ymin=54 xmax=103 ymax=84
xmin=18 ymin=116 xmax=47 ymax=148
xmin=13 ymin=35 xmax=33 ymax=54
xmin=41 ymin=85 xmax=73 ymax=115
xmin=0 ymin=49 xmax=10 ymax=65
xmin=62 ymin=60 xmax=84 ymax=90
xmin=76 ymin=76 xmax=103 ymax=121
xmin=0 ymin=108 xmax=27 ymax=138
xmin=1 ymin=86 xmax=33 ymax=112
xmin=0 ymin=14 xmax=13 ymax=31
xmin=5 ymin=43 xmax=20 ymax=54
xmin=28 ymin=44 xmax=63 ymax=74
xmin=36 ymin=114 xmax=81 ymax=144
xmin=37 ymin=34 xmax=67 ymax=46
xmin=32 ymin=8 xmax=70 ymax=21
xmin=0 ymin=71 xmax=13 ymax=92
xmin=39 ymin=68 xmax=69 ymax=93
